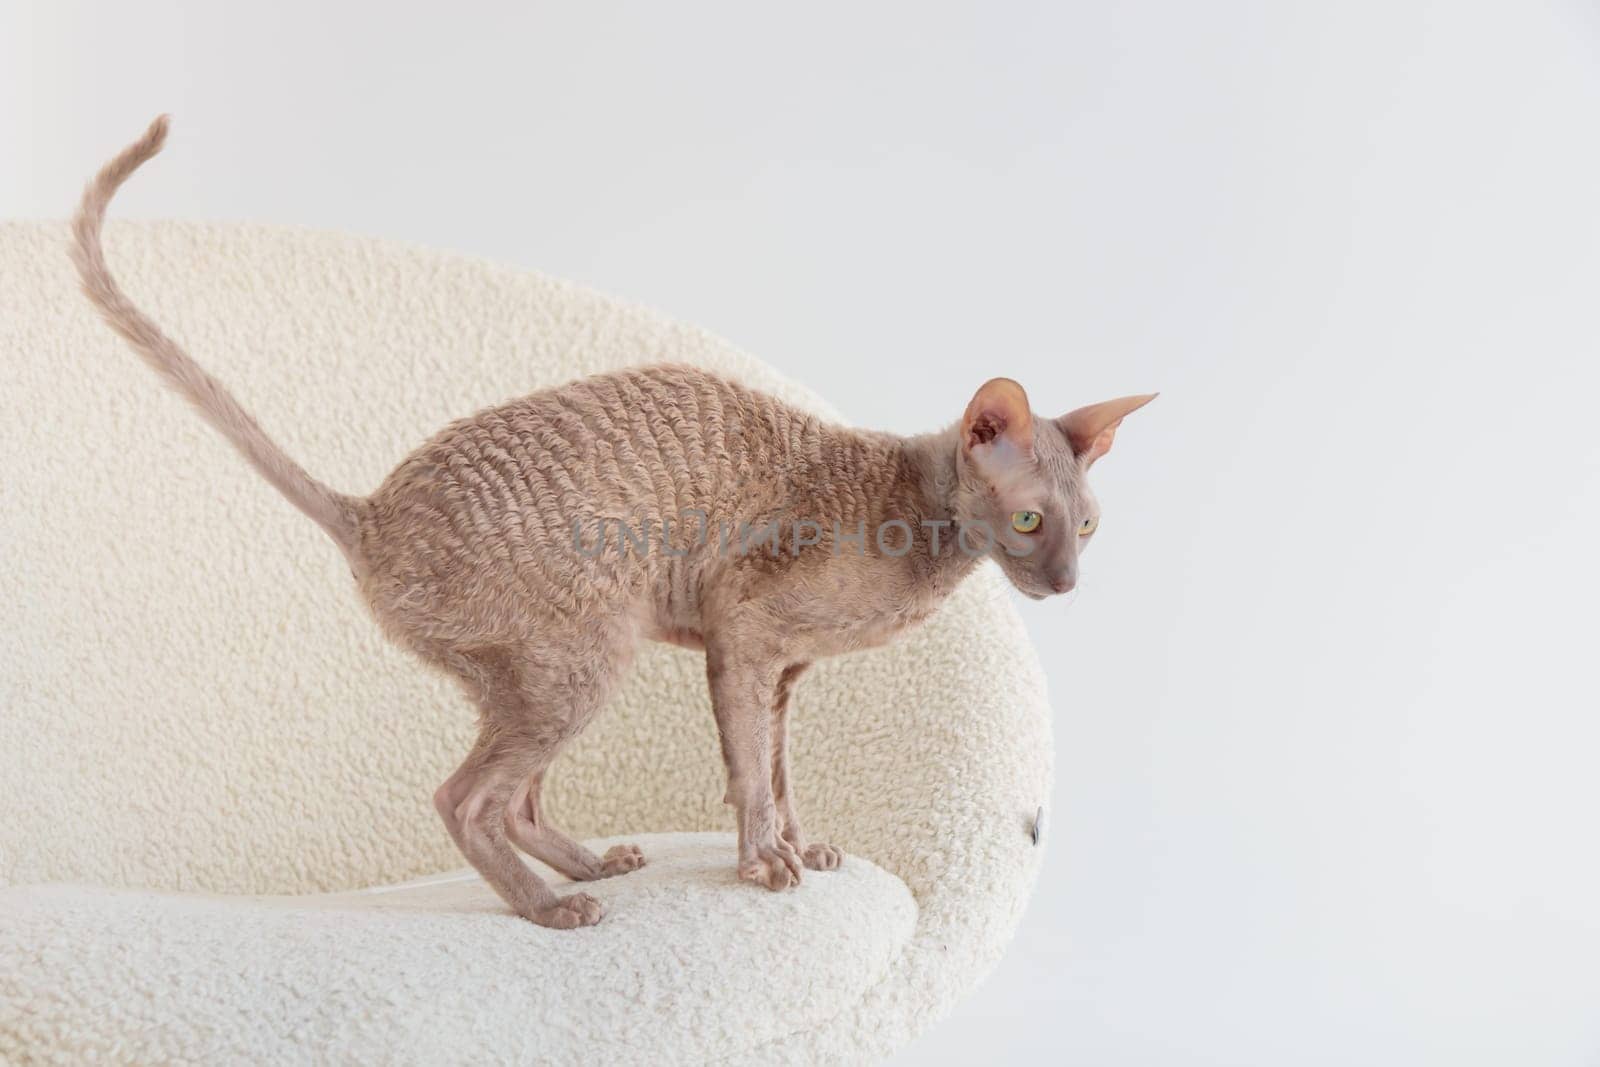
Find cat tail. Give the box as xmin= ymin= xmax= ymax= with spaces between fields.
xmin=69 ymin=115 xmax=363 ymax=559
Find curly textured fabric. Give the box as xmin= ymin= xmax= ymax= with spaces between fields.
xmin=0 ymin=221 xmax=1052 ymax=1063
xmin=0 ymin=833 xmax=916 ymax=1065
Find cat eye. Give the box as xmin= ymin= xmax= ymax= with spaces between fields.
xmin=1011 ymin=511 xmax=1042 ymax=534
xmin=1078 ymin=516 xmax=1098 ymax=537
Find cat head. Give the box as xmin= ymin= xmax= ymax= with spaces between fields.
xmin=952 ymin=378 xmax=1155 ymax=600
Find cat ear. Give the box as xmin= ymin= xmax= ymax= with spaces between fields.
xmin=961 ymin=378 xmax=1035 ymax=475
xmin=1057 ymin=393 xmax=1158 ymax=466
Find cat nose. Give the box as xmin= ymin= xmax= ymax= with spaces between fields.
xmin=1050 ymin=574 xmax=1076 ymax=594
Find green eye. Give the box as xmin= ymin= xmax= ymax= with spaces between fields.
xmin=1011 ymin=511 xmax=1042 ymax=534
xmin=1079 ymin=515 xmax=1098 ymax=537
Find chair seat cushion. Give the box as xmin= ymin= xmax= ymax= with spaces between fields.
xmin=0 ymin=832 xmax=916 ymax=1065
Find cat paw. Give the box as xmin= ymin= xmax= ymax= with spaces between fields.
xmin=528 ymin=891 xmax=603 ymax=929
xmin=599 ymin=843 xmax=646 ymax=877
xmin=801 ymin=842 xmax=843 ymax=871
xmin=739 ymin=841 xmax=803 ymax=891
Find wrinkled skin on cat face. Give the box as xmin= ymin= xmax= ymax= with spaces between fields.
xmin=952 ymin=379 xmax=1155 ymax=601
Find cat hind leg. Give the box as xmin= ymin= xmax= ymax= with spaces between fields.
xmin=505 ymin=772 xmax=647 ymax=880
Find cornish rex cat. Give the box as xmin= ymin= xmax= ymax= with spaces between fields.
xmin=71 ymin=117 xmax=1155 ymax=928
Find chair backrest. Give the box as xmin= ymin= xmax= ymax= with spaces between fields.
xmin=0 ymin=221 xmax=1051 ymax=901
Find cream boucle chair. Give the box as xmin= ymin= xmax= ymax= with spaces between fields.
xmin=0 ymin=221 xmax=1052 ymax=1065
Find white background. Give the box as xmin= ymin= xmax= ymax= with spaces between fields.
xmin=7 ymin=2 xmax=1599 ymax=1063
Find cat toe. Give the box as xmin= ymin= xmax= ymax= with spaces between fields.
xmin=599 ymin=843 xmax=646 ymax=877
xmin=739 ymin=842 xmax=802 ymax=890
xmin=801 ymin=843 xmax=843 ymax=871
xmin=529 ymin=892 xmax=604 ymax=929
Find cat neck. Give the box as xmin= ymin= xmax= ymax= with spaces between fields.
xmin=893 ymin=426 xmax=960 ymax=525
xmin=888 ymin=425 xmax=982 ymax=577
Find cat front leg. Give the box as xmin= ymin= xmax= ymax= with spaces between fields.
xmin=705 ymin=640 xmax=803 ymax=890
xmin=770 ymin=662 xmax=843 ymax=872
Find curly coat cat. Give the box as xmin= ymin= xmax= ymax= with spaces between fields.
xmin=71 ymin=117 xmax=1154 ymax=928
